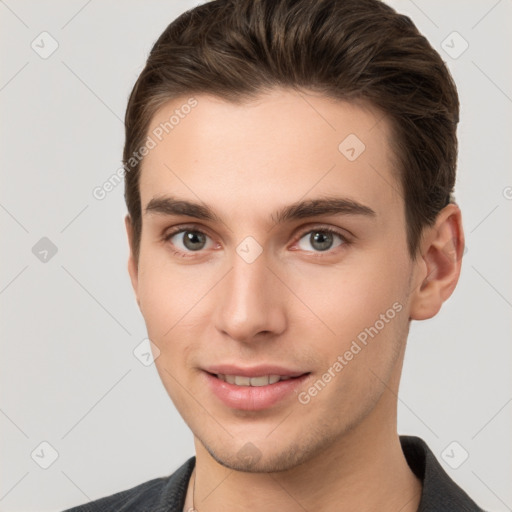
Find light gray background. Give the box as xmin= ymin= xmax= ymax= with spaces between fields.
xmin=1 ymin=1 xmax=511 ymax=511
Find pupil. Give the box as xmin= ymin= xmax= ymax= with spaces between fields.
xmin=183 ymin=231 xmax=206 ymax=251
xmin=311 ymin=231 xmax=333 ymax=251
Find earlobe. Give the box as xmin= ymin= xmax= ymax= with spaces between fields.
xmin=124 ymin=215 xmax=141 ymax=308
xmin=409 ymin=204 xmax=465 ymax=321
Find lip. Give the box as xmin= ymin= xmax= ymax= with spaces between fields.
xmin=202 ymin=367 xmax=310 ymax=411
xmin=204 ymin=364 xmax=306 ymax=378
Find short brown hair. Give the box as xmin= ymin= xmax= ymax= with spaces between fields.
xmin=123 ymin=0 xmax=459 ymax=261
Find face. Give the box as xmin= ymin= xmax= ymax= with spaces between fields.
xmin=128 ymin=89 xmax=419 ymax=472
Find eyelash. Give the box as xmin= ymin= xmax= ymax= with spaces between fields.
xmin=294 ymin=226 xmax=349 ymax=253
xmin=162 ymin=224 xmax=350 ymax=258
xmin=163 ymin=225 xmax=215 ymax=259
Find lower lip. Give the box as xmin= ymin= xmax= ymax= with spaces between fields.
xmin=204 ymin=372 xmax=310 ymax=411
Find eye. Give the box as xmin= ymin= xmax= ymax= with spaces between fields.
xmin=166 ymin=229 xmax=214 ymax=252
xmin=297 ymin=228 xmax=345 ymax=252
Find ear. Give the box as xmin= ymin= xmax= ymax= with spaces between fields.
xmin=125 ymin=215 xmax=140 ymax=308
xmin=409 ymin=203 xmax=465 ymax=321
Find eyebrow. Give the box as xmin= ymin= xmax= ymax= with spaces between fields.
xmin=144 ymin=195 xmax=376 ymax=224
xmin=145 ymin=196 xmax=221 ymax=222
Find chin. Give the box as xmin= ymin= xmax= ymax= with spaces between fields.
xmin=205 ymin=444 xmax=305 ymax=473
xmin=197 ymin=422 xmax=343 ymax=474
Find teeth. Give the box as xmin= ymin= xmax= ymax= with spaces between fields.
xmin=216 ymin=374 xmax=290 ymax=386
xmin=248 ymin=375 xmax=269 ymax=386
xmin=234 ymin=375 xmax=251 ymax=386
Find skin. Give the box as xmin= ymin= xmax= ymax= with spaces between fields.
xmin=125 ymin=88 xmax=464 ymax=511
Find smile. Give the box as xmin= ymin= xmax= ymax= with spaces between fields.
xmin=215 ymin=374 xmax=292 ymax=386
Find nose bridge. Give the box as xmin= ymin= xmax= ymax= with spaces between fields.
xmin=214 ymin=248 xmax=286 ymax=341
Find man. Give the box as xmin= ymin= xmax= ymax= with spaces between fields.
xmin=65 ymin=0 xmax=485 ymax=510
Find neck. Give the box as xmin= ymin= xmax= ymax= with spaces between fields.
xmin=184 ymin=357 xmax=421 ymax=512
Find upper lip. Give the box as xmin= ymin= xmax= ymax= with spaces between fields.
xmin=204 ymin=365 xmax=308 ymax=378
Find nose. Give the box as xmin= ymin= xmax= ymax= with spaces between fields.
xmin=213 ymin=252 xmax=287 ymax=343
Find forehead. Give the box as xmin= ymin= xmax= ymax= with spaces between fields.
xmin=139 ymin=89 xmax=402 ymax=220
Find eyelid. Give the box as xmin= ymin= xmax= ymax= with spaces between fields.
xmin=292 ymin=224 xmax=351 ymax=244
xmin=162 ymin=223 xmax=351 ymax=255
xmin=162 ymin=224 xmax=220 ymax=260
xmin=163 ymin=223 xmax=213 ymax=241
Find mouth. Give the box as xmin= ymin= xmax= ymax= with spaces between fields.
xmin=214 ymin=373 xmax=296 ymax=386
xmin=203 ymin=368 xmax=311 ymax=411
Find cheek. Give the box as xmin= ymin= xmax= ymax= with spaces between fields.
xmin=136 ymin=252 xmax=232 ymax=389
xmin=285 ymin=253 xmax=409 ymax=344
xmin=288 ymin=264 xmax=408 ymax=414
xmin=136 ymin=249 xmax=213 ymax=344
xmin=136 ymin=254 xmax=212 ymax=405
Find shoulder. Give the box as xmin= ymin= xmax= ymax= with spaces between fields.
xmin=400 ymin=436 xmax=486 ymax=512
xmin=61 ymin=457 xmax=195 ymax=512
